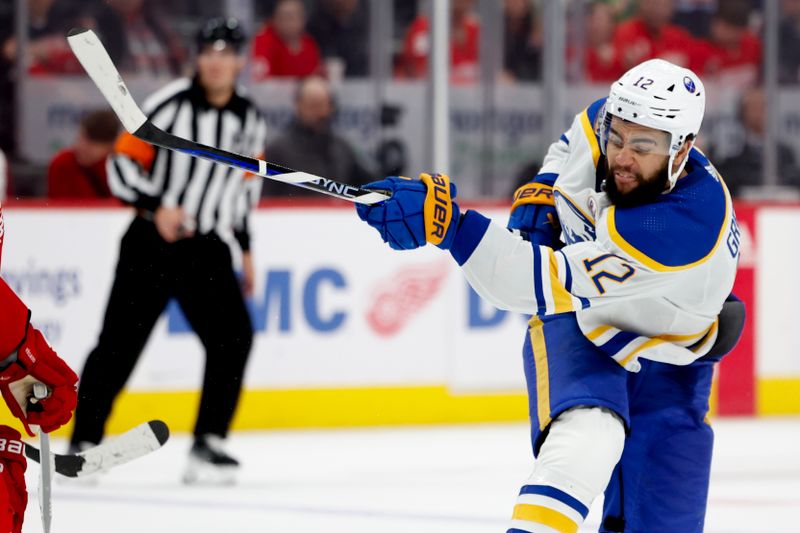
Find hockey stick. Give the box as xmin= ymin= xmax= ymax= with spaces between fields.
xmin=66 ymin=28 xmax=390 ymax=205
xmin=24 ymin=420 xmax=170 ymax=478
xmin=31 ymin=383 xmax=52 ymax=533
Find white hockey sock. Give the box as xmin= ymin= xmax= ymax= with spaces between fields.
xmin=508 ymin=407 xmax=625 ymax=533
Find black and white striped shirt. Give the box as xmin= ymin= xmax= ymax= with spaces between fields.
xmin=107 ymin=77 xmax=267 ymax=251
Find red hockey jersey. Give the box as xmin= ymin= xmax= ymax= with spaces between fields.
xmin=0 ymin=203 xmax=30 ymax=358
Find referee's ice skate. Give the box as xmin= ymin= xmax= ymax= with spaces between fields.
xmin=183 ymin=434 xmax=240 ymax=485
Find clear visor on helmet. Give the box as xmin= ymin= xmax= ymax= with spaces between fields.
xmin=600 ymin=111 xmax=672 ymax=158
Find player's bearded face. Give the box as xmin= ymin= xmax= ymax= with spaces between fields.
xmin=604 ymin=158 xmax=670 ymax=207
xmin=603 ymin=119 xmax=671 ymax=208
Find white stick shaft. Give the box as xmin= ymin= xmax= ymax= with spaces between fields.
xmin=39 ymin=433 xmax=52 ymax=533
xmin=33 ymin=383 xmax=52 ymax=533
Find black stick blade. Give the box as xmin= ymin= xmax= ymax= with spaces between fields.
xmin=67 ymin=27 xmax=90 ymax=38
xmin=148 ymin=420 xmax=170 ymax=446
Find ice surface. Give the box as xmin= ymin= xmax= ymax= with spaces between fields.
xmin=22 ymin=418 xmax=800 ymax=532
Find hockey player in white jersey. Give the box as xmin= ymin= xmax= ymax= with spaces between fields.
xmin=355 ymin=59 xmax=744 ymax=532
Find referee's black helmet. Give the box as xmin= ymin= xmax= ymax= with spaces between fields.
xmin=197 ymin=17 xmax=246 ymax=53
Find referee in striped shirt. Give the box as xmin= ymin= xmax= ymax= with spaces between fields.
xmin=69 ymin=18 xmax=267 ymax=485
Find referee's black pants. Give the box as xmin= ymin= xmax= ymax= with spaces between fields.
xmin=70 ymin=216 xmax=253 ymax=446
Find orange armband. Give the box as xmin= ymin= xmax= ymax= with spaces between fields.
xmin=115 ymin=132 xmax=156 ymax=171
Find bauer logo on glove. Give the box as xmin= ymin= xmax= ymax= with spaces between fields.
xmin=507 ymin=181 xmax=562 ymax=249
xmin=420 ymin=173 xmax=454 ymax=245
xmin=355 ymin=173 xmax=461 ymax=251
xmin=511 ymin=182 xmax=555 ymax=210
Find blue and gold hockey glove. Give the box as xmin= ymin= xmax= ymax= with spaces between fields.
xmin=355 ymin=173 xmax=460 ymax=251
xmin=507 ymin=181 xmax=562 ymax=249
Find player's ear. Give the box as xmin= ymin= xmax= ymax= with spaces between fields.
xmin=672 ymin=135 xmax=695 ymax=174
xmin=678 ymin=138 xmax=693 ymax=159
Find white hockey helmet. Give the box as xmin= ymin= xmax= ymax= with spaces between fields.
xmin=601 ymin=58 xmax=706 ymax=190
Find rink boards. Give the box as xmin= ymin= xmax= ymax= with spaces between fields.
xmin=0 ymin=200 xmax=794 ymax=435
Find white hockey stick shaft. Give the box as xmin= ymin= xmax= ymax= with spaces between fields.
xmin=32 ymin=383 xmax=52 ymax=533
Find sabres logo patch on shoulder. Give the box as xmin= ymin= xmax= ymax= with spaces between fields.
xmin=588 ymin=196 xmax=598 ymax=219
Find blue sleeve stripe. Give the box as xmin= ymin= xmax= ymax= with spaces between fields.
xmin=519 ymin=485 xmax=590 ymax=518
xmin=556 ymin=250 xmax=590 ymax=309
xmin=556 ymin=251 xmax=591 ymax=310
xmin=560 ymin=251 xmax=573 ymax=292
xmin=600 ymin=330 xmax=639 ymax=355
xmin=559 ymin=133 xmax=569 ymax=145
xmin=450 ymin=210 xmax=492 ymax=266
xmin=533 ymin=172 xmax=558 ymax=187
xmin=532 ymin=245 xmax=547 ymax=316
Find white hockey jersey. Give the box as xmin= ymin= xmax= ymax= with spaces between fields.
xmin=453 ymin=98 xmax=740 ymax=371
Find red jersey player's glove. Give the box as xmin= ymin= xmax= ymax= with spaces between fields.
xmin=0 ymin=322 xmax=78 ymax=437
xmin=0 ymin=426 xmax=27 ymax=533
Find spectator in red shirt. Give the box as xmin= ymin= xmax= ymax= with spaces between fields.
xmin=251 ymin=0 xmax=322 ymax=80
xmin=612 ymin=0 xmax=696 ymax=71
xmin=47 ymin=110 xmax=119 ymax=199
xmin=693 ymin=1 xmax=761 ymax=86
xmin=396 ymin=0 xmax=480 ymax=84
xmin=583 ymin=1 xmax=623 ymax=82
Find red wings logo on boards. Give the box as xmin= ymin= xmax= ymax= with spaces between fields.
xmin=366 ymin=259 xmax=451 ymax=337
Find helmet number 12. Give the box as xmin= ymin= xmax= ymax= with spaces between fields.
xmin=633 ymin=77 xmax=654 ymax=90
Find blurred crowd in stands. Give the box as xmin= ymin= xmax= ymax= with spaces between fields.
xmin=1 ymin=0 xmax=800 ymax=200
